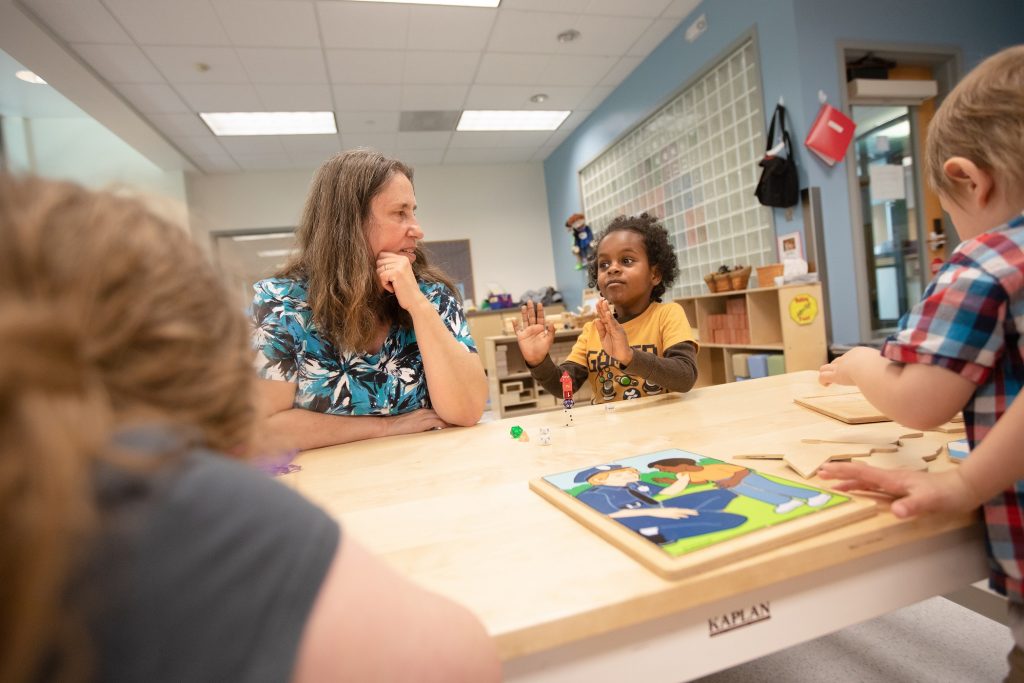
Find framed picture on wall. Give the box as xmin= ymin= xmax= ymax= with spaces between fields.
xmin=777 ymin=231 xmax=804 ymax=261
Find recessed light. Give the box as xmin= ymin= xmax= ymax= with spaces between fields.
xmin=348 ymin=0 xmax=500 ymax=6
xmin=556 ymin=29 xmax=581 ymax=43
xmin=200 ymin=111 xmax=337 ymax=136
xmin=457 ymin=110 xmax=571 ymax=132
xmin=529 ymin=93 xmax=549 ymax=104
xmin=15 ymin=70 xmax=46 ymax=85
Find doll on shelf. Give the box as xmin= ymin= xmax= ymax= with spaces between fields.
xmin=565 ymin=212 xmax=594 ymax=270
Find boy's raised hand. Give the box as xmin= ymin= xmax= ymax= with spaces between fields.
xmin=595 ymin=298 xmax=634 ymax=365
xmin=513 ymin=301 xmax=555 ymax=366
xmin=818 ymin=461 xmax=983 ymax=518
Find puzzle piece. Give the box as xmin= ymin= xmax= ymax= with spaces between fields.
xmin=863 ymin=437 xmax=943 ymax=471
xmin=935 ymin=420 xmax=967 ymax=433
xmin=801 ymin=424 xmax=923 ymax=447
xmin=794 ymin=393 xmax=890 ymax=424
xmin=733 ymin=441 xmax=895 ymax=479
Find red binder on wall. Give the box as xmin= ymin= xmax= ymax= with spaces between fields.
xmin=804 ymin=103 xmax=856 ymax=166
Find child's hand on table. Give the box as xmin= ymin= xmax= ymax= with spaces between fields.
xmin=595 ymin=299 xmax=634 ymax=365
xmin=819 ymin=461 xmax=983 ymax=518
xmin=514 ymin=301 xmax=556 ymax=366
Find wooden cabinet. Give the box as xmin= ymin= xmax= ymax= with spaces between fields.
xmin=483 ymin=329 xmax=593 ymax=419
xmin=676 ymin=282 xmax=828 ymax=387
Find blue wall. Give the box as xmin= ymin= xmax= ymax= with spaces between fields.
xmin=543 ymin=0 xmax=1023 ymax=344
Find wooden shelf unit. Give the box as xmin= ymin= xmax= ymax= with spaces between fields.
xmin=483 ymin=328 xmax=593 ymax=419
xmin=467 ymin=304 xmax=564 ymax=377
xmin=676 ymin=282 xmax=828 ymax=387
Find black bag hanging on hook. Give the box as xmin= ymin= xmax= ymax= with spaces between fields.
xmin=754 ymin=104 xmax=799 ymax=208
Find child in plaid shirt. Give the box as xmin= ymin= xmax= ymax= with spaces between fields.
xmin=817 ymin=44 xmax=1024 ymax=679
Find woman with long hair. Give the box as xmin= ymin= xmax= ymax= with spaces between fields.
xmin=0 ymin=174 xmax=499 ymax=683
xmin=253 ymin=149 xmax=488 ymax=449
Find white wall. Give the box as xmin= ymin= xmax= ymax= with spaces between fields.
xmin=185 ymin=162 xmax=557 ymax=303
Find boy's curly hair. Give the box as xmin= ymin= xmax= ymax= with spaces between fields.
xmin=587 ymin=212 xmax=679 ymax=302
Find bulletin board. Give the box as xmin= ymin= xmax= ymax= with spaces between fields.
xmin=579 ymin=38 xmax=776 ymax=297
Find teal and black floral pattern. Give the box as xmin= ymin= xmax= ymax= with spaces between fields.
xmin=251 ymin=277 xmax=476 ymax=416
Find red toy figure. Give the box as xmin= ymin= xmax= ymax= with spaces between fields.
xmin=560 ymin=370 xmax=574 ymax=409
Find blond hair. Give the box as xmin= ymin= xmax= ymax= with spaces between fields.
xmin=0 ymin=175 xmax=256 ymax=682
xmin=279 ymin=149 xmax=457 ymax=353
xmin=926 ymin=45 xmax=1024 ymax=200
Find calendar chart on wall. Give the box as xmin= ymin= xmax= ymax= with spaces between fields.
xmin=579 ymin=39 xmax=775 ymax=298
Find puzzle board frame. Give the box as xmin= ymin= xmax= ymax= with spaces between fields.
xmin=530 ymin=449 xmax=876 ymax=579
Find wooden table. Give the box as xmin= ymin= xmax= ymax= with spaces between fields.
xmin=281 ymin=371 xmax=986 ymax=681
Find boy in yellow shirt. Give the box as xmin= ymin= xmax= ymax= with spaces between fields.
xmin=515 ymin=213 xmax=697 ymax=403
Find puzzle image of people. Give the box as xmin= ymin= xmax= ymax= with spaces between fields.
xmin=530 ymin=448 xmax=876 ymax=578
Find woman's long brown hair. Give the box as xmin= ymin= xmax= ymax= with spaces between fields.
xmin=0 ymin=174 xmax=256 ymax=682
xmin=278 ymin=148 xmax=457 ymax=353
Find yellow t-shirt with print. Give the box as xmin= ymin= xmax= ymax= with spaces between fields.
xmin=565 ymin=301 xmax=696 ymax=404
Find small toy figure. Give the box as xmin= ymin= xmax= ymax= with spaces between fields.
xmin=565 ymin=212 xmax=594 ymax=270
xmin=561 ymin=370 xmax=575 ymax=426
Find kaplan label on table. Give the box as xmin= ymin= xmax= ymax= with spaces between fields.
xmin=708 ymin=601 xmax=771 ymax=637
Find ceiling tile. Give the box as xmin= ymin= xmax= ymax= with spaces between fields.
xmin=444 ymin=147 xmax=538 ymax=164
xmin=236 ymin=156 xmax=300 ymax=170
xmin=487 ymin=10 xmax=579 ymax=55
xmin=332 ymin=84 xmax=402 ymax=111
xmin=599 ymin=55 xmax=643 ymax=86
xmin=177 ymin=83 xmax=264 ymax=111
xmin=403 ymin=52 xmax=479 ymax=86
xmin=531 ymin=144 xmax=559 ymax=161
xmin=172 ymin=135 xmax=230 ymax=156
xmin=401 ymin=85 xmax=467 ymax=110
xmin=397 ymin=148 xmax=445 ymax=166
xmin=499 ymin=0 xmax=589 ymax=12
xmin=72 ymin=43 xmax=165 ymax=83
xmin=449 ymin=131 xmax=552 ymax=149
xmin=211 ymin=0 xmax=321 ymax=47
xmin=144 ymin=46 xmax=249 ymax=84
xmin=280 ymin=134 xmax=340 ymax=162
xmin=585 ymin=0 xmax=672 ymax=18
xmin=463 ymin=84 xmax=591 ymax=109
xmin=255 ymin=84 xmax=334 ymax=110
xmin=148 ymin=112 xmax=212 ymax=137
xmin=335 ymin=111 xmax=401 ymax=133
xmin=475 ymin=53 xmax=548 ymax=85
xmin=219 ymin=135 xmax=288 ymax=157
xmin=22 ymin=0 xmax=132 ymax=43
xmin=103 ymin=0 xmax=229 ymax=46
xmin=191 ymin=153 xmax=241 ymax=172
xmin=237 ymin=48 xmax=328 ymax=84
xmin=316 ymin=2 xmax=409 ymax=50
xmin=626 ymin=17 xmax=680 ymax=57
xmin=339 ymin=131 xmax=396 ymax=154
xmin=114 ymin=83 xmax=190 ymax=113
xmin=544 ymin=54 xmax=618 ymax=86
xmin=405 ymin=6 xmax=496 ymax=52
xmin=325 ymin=50 xmax=405 ymax=84
xmin=662 ymin=0 xmax=702 ymax=19
xmin=565 ymin=14 xmax=652 ymax=55
xmin=578 ymin=85 xmax=615 ymax=110
xmin=396 ymin=132 xmax=452 ymax=150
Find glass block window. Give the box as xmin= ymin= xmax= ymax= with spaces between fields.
xmin=579 ymin=39 xmax=775 ymax=298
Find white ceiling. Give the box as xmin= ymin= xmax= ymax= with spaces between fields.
xmin=9 ymin=0 xmax=701 ymax=172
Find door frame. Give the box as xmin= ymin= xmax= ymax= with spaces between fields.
xmin=835 ymin=42 xmax=962 ymax=341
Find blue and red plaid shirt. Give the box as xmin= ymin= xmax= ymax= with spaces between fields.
xmin=883 ymin=211 xmax=1024 ymax=602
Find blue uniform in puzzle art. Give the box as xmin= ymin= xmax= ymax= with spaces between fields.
xmin=574 ymin=465 xmax=745 ymax=545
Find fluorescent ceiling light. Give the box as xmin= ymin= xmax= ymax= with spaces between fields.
xmin=232 ymin=232 xmax=295 ymax=242
xmin=457 ymin=110 xmax=571 ymax=132
xmin=200 ymin=111 xmax=336 ymax=136
xmin=15 ymin=70 xmax=46 ymax=84
xmin=347 ymin=0 xmax=499 ymax=6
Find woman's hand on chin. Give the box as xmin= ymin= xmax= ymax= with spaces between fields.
xmin=376 ymin=252 xmax=423 ymax=310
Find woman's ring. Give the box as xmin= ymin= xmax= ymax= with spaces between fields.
xmin=384 ymin=264 xmax=390 ymax=271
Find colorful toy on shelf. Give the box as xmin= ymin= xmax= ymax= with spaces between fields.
xmin=565 ymin=212 xmax=594 ymax=270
